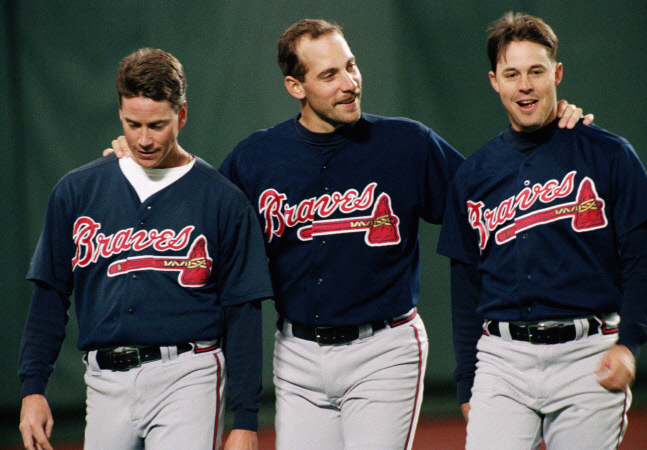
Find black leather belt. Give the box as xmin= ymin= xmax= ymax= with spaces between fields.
xmin=486 ymin=318 xmax=602 ymax=344
xmin=278 ymin=310 xmax=417 ymax=345
xmin=94 ymin=343 xmax=194 ymax=371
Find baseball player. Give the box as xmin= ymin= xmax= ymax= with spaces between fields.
xmin=437 ymin=12 xmax=647 ymax=449
xmin=218 ymin=19 xmax=593 ymax=450
xmin=18 ymin=48 xmax=273 ymax=450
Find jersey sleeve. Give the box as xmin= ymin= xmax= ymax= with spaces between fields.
xmin=219 ymin=147 xmax=250 ymax=199
xmin=26 ymin=181 xmax=76 ymax=294
xmin=420 ymin=130 xmax=465 ymax=225
xmin=437 ymin=170 xmax=481 ymax=264
xmin=217 ymin=201 xmax=273 ymax=306
xmin=610 ymin=140 xmax=647 ymax=238
xmin=18 ymin=282 xmax=71 ymax=397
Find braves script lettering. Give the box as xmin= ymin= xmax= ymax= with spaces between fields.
xmin=258 ymin=183 xmax=401 ymax=246
xmin=466 ymin=172 xmax=607 ymax=250
xmin=72 ymin=216 xmax=194 ymax=270
xmin=258 ymin=183 xmax=377 ymax=242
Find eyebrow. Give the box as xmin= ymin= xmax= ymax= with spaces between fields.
xmin=125 ymin=118 xmax=169 ymax=126
xmin=315 ymin=57 xmax=356 ymax=79
xmin=503 ymin=63 xmax=547 ymax=71
xmin=316 ymin=67 xmax=339 ymax=79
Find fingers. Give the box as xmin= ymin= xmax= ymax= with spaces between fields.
xmin=117 ymin=136 xmax=132 ymax=158
xmin=596 ymin=345 xmax=636 ymax=392
xmin=556 ymin=100 xmax=593 ymax=129
xmin=102 ymin=136 xmax=131 ymax=159
xmin=597 ymin=367 xmax=631 ymax=391
xmin=19 ymin=421 xmax=54 ymax=450
xmin=557 ymin=104 xmax=581 ymax=129
xmin=20 ymin=395 xmax=54 ymax=450
xmin=113 ymin=138 xmax=125 ymax=158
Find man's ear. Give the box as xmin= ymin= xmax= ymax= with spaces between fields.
xmin=178 ymin=102 xmax=188 ymax=130
xmin=554 ymin=62 xmax=563 ymax=87
xmin=285 ymin=76 xmax=306 ymax=100
xmin=488 ymin=71 xmax=499 ymax=93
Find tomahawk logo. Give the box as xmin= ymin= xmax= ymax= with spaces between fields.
xmin=107 ymin=235 xmax=213 ymax=287
xmin=468 ymin=173 xmax=607 ymax=250
xmin=297 ymin=193 xmax=400 ymax=246
xmin=258 ymin=183 xmax=401 ymax=246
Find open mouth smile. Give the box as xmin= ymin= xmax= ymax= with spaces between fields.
xmin=517 ymin=99 xmax=538 ymax=110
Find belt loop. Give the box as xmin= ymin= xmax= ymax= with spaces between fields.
xmin=282 ymin=318 xmax=294 ymax=338
xmin=86 ymin=350 xmax=101 ymax=373
xmin=574 ymin=318 xmax=586 ymax=339
xmin=162 ymin=345 xmax=179 ymax=363
xmin=358 ymin=323 xmax=373 ymax=339
xmin=499 ymin=322 xmax=513 ymax=341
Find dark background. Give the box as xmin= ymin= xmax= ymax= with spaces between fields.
xmin=2 ymin=0 xmax=646 ymax=445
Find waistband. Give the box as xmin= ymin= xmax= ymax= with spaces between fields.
xmin=484 ymin=315 xmax=618 ymax=345
xmin=90 ymin=340 xmax=220 ymax=371
xmin=278 ymin=308 xmax=417 ymax=346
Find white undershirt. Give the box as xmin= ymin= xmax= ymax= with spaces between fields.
xmin=119 ymin=156 xmax=196 ymax=202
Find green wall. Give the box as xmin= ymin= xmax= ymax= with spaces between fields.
xmin=2 ymin=0 xmax=646 ymax=417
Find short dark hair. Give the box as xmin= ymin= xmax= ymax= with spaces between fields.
xmin=487 ymin=12 xmax=558 ymax=72
xmin=116 ymin=48 xmax=187 ymax=111
xmin=277 ymin=19 xmax=344 ymax=81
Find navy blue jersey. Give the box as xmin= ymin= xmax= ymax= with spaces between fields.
xmin=26 ymin=154 xmax=273 ymax=349
xmin=220 ymin=114 xmax=464 ymax=326
xmin=438 ymin=119 xmax=647 ymax=321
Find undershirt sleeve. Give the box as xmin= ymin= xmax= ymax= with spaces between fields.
xmin=617 ymin=222 xmax=647 ymax=357
xmin=222 ymin=299 xmax=263 ymax=431
xmin=450 ymin=259 xmax=483 ymax=404
xmin=18 ymin=281 xmax=71 ymax=398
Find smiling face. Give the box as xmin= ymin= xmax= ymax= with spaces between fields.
xmin=489 ymin=40 xmax=563 ymax=132
xmin=284 ymin=32 xmax=362 ymax=133
xmin=119 ymin=95 xmax=188 ymax=168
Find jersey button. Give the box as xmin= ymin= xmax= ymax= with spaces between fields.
xmin=128 ymin=308 xmax=135 ymax=314
xmin=317 ymin=278 xmax=323 ymax=284
xmin=524 ymin=274 xmax=531 ymax=280
xmin=133 ymin=274 xmax=139 ymax=280
xmin=140 ymin=221 xmax=147 ymax=227
xmin=320 ymin=240 xmax=326 ymax=246
xmin=522 ymin=233 xmax=529 ymax=239
xmin=524 ymin=180 xmax=530 ymax=186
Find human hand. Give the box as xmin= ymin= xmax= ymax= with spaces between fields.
xmin=102 ymin=135 xmax=131 ymax=158
xmin=596 ymin=344 xmax=635 ymax=392
xmin=19 ymin=394 xmax=54 ymax=450
xmin=222 ymin=429 xmax=258 ymax=450
xmin=460 ymin=402 xmax=470 ymax=423
xmin=556 ymin=100 xmax=594 ymax=129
